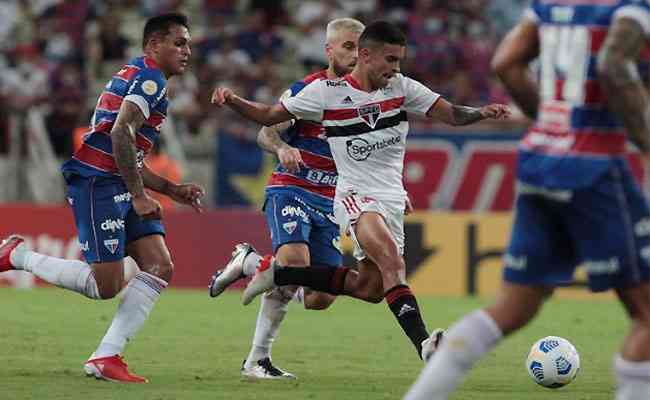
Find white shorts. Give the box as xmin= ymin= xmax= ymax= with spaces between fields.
xmin=334 ymin=191 xmax=405 ymax=261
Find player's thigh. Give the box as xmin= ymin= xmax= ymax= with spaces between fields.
xmin=354 ymin=211 xmax=401 ymax=266
xmin=503 ymin=193 xmax=576 ymax=287
xmin=264 ymin=192 xmax=312 ymax=256
xmin=568 ymin=167 xmax=650 ymax=292
xmin=308 ymin=211 xmax=343 ymax=267
xmin=126 ymin=233 xmax=172 ymax=281
xmin=66 ymin=175 xmax=130 ymax=265
xmin=275 ymin=242 xmax=310 ymax=266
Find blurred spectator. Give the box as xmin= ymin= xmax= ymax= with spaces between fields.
xmin=1 ymin=45 xmax=49 ymax=112
xmin=45 ymin=90 xmax=84 ymax=157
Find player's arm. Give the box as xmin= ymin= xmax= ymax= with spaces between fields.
xmin=141 ymin=165 xmax=205 ymax=213
xmin=427 ymin=98 xmax=510 ymax=125
xmin=257 ymin=122 xmax=305 ymax=173
xmin=597 ymin=17 xmax=650 ymax=152
xmin=490 ymin=18 xmax=540 ymax=119
xmin=211 ymin=87 xmax=294 ymax=126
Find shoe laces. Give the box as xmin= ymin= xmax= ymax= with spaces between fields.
xmin=258 ymin=358 xmax=283 ymax=376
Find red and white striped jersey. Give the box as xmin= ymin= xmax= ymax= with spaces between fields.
xmin=282 ymin=73 xmax=440 ymax=201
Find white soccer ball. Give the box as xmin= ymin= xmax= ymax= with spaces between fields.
xmin=525 ymin=336 xmax=580 ymax=388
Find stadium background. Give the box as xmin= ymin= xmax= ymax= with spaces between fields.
xmin=0 ymin=0 xmax=647 ymax=299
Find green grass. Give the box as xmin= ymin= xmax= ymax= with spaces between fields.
xmin=0 ymin=288 xmax=627 ymax=400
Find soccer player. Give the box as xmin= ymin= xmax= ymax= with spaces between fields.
xmin=0 ymin=13 xmax=204 ymax=383
xmin=210 ymin=21 xmax=509 ymax=363
xmin=402 ymin=1 xmax=650 ymax=399
xmin=209 ymin=18 xmax=388 ymax=379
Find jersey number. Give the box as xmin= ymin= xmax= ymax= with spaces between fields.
xmin=539 ymin=25 xmax=590 ymax=105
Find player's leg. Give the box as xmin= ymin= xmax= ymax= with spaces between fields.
xmin=403 ymin=193 xmax=570 ymax=400
xmin=352 ymin=210 xmax=434 ymax=359
xmin=242 ymin=242 xmax=308 ymax=380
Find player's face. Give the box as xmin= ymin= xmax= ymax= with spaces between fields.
xmin=326 ymin=30 xmax=361 ymax=77
xmin=364 ymin=43 xmax=405 ymax=90
xmin=156 ymin=24 xmax=191 ymax=77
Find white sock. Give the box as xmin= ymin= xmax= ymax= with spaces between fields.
xmin=243 ymin=252 xmax=263 ymax=276
xmin=12 ymin=245 xmax=100 ymax=299
xmin=93 ymin=271 xmax=167 ymax=359
xmin=403 ymin=310 xmax=503 ymax=400
xmin=614 ymin=354 xmax=650 ymax=400
xmin=244 ymin=287 xmax=293 ymax=369
xmin=293 ymin=287 xmax=304 ymax=305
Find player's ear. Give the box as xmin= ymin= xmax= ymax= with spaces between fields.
xmin=359 ymin=47 xmax=371 ymax=63
xmin=325 ymin=43 xmax=333 ymax=59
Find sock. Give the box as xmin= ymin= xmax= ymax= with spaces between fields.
xmin=385 ymin=285 xmax=429 ymax=357
xmin=93 ymin=271 xmax=167 ymax=358
xmin=14 ymin=247 xmax=100 ymax=299
xmin=293 ymin=287 xmax=304 ymax=304
xmin=614 ymin=354 xmax=650 ymax=400
xmin=244 ymin=287 xmax=294 ymax=369
xmin=403 ymin=310 xmax=503 ymax=400
xmin=274 ymin=265 xmax=349 ymax=295
xmin=243 ymin=252 xmax=264 ymax=276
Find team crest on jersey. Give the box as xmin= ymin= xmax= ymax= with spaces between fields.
xmin=283 ymin=221 xmax=298 ymax=235
xmin=357 ymin=104 xmax=381 ymax=128
xmin=104 ymin=239 xmax=119 ymax=254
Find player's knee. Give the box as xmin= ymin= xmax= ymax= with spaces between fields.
xmin=304 ymin=292 xmax=335 ymax=310
xmin=141 ymin=258 xmax=174 ymax=283
xmin=96 ymin=279 xmax=122 ymax=299
xmin=277 ymin=253 xmax=310 ymax=267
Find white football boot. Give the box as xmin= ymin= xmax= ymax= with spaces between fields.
xmin=241 ymin=358 xmax=296 ymax=380
xmin=421 ymin=328 xmax=445 ymax=363
xmin=241 ymin=256 xmax=276 ymax=305
xmin=209 ymin=243 xmax=259 ymax=298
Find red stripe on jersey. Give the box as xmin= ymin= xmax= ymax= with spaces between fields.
xmin=93 ymin=120 xmax=114 ymax=133
xmin=267 ymin=173 xmax=335 ymax=198
xmin=323 ymin=97 xmax=405 ymax=121
xmin=522 ymin=129 xmax=626 ymax=156
xmin=299 ymin=150 xmax=335 ymax=171
xmin=143 ymin=56 xmax=159 ymax=69
xmin=116 ymin=66 xmax=140 ymax=81
xmin=97 ymin=92 xmax=123 ymax=112
xmin=590 ymin=27 xmax=607 ymax=53
xmin=295 ymin=120 xmax=324 ymax=138
xmin=136 ymin=133 xmax=153 ymax=150
xmin=555 ymin=79 xmax=604 ymax=104
xmin=74 ymin=144 xmax=118 ymax=173
xmin=147 ymin=112 xmax=165 ymax=129
xmin=304 ymin=70 xmax=328 ymax=84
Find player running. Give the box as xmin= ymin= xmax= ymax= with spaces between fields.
xmin=211 ymin=21 xmax=509 ymax=363
xmin=0 ymin=13 xmax=204 ymax=383
xmin=403 ymin=1 xmax=650 ymax=399
xmin=208 ymin=18 xmax=387 ymax=379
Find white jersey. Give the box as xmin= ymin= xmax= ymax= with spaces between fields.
xmin=282 ymin=73 xmax=440 ymax=201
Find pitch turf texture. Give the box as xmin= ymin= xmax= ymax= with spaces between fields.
xmin=1 ymin=288 xmax=625 ymax=400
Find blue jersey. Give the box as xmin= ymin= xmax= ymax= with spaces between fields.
xmin=62 ymin=56 xmax=168 ymax=178
xmin=518 ymin=0 xmax=650 ymax=189
xmin=266 ymin=70 xmax=336 ymax=212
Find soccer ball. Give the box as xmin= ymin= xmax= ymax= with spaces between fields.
xmin=525 ymin=336 xmax=580 ymax=388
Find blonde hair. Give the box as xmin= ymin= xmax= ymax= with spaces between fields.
xmin=326 ymin=18 xmax=365 ymax=44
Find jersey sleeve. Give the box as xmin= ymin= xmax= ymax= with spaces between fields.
xmin=401 ymin=75 xmax=441 ymax=117
xmin=613 ymin=1 xmax=650 ymax=39
xmin=281 ymin=79 xmax=324 ymax=122
xmin=123 ymin=68 xmax=166 ymax=119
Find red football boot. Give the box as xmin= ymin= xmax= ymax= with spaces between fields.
xmin=84 ymin=355 xmax=148 ymax=383
xmin=0 ymin=235 xmax=24 ymax=272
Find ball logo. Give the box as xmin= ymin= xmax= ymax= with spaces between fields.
xmin=346 ymin=136 xmax=401 ymax=161
xmin=142 ymin=80 xmax=158 ymax=96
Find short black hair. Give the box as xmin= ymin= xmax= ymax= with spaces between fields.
xmin=358 ymin=21 xmax=406 ymax=49
xmin=142 ymin=13 xmax=189 ymax=48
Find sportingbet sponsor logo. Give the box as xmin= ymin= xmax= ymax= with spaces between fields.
xmin=281 ymin=205 xmax=309 ymax=223
xmin=113 ymin=192 xmax=132 ymax=203
xmin=101 ymin=218 xmax=125 ymax=233
xmin=346 ymin=136 xmax=401 ymax=161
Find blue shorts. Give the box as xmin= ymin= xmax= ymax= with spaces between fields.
xmin=505 ymin=163 xmax=650 ymax=292
xmin=264 ymin=191 xmax=342 ymax=267
xmin=65 ymin=174 xmax=165 ymax=263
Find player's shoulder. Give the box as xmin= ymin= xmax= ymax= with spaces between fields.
xmin=287 ymin=70 xmax=328 ymax=97
xmin=127 ymin=56 xmax=166 ymax=84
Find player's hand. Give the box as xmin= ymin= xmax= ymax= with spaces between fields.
xmin=404 ymin=194 xmax=414 ymax=215
xmin=211 ymin=87 xmax=234 ymax=107
xmin=277 ymin=144 xmax=304 ymax=173
xmin=168 ymin=183 xmax=206 ymax=213
xmin=132 ymin=194 xmax=163 ymax=220
xmin=480 ymin=104 xmax=511 ymax=120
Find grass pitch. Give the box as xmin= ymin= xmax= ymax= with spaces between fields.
xmin=0 ymin=287 xmax=626 ymax=400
